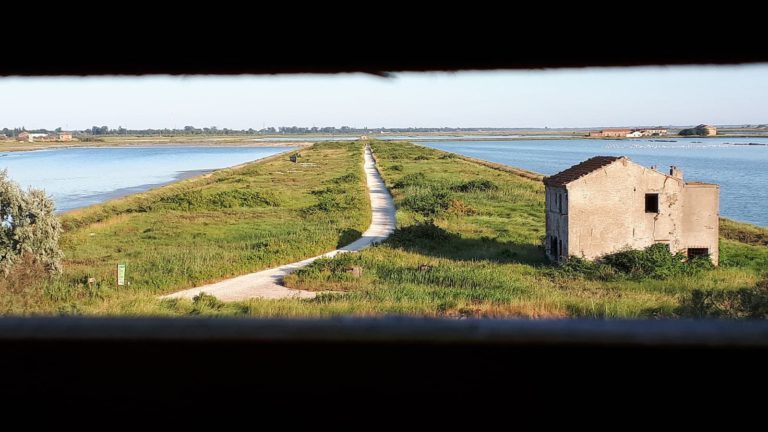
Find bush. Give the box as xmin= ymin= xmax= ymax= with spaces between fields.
xmin=303 ymin=186 xmax=362 ymax=215
xmin=209 ymin=190 xmax=280 ymax=208
xmin=601 ymin=243 xmax=710 ymax=279
xmin=332 ymin=172 xmax=360 ymax=184
xmin=0 ymin=170 xmax=62 ymax=275
xmin=393 ymin=173 xmax=427 ymax=189
xmin=447 ymin=199 xmax=476 ymax=216
xmin=389 ymin=221 xmax=451 ymax=245
xmin=401 ymin=188 xmax=452 ymax=217
xmin=160 ymin=189 xmax=280 ymax=210
xmin=678 ymin=276 xmax=768 ymax=318
xmin=558 ymin=244 xmax=712 ymax=280
xmin=557 ymin=256 xmax=618 ymax=281
xmin=191 ymin=292 xmax=224 ymax=311
xmin=452 ymin=179 xmax=498 ymax=193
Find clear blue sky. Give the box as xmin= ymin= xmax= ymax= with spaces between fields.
xmin=1 ymin=65 xmax=766 ymax=130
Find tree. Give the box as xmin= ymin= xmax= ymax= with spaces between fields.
xmin=0 ymin=170 xmax=62 ymax=275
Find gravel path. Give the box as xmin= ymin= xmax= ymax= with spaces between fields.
xmin=160 ymin=145 xmax=395 ymax=301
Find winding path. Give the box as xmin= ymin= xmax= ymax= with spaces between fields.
xmin=160 ymin=145 xmax=396 ymax=301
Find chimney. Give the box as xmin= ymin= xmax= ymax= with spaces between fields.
xmin=669 ymin=166 xmax=683 ymax=179
xmin=650 ymin=165 xmax=657 ymax=171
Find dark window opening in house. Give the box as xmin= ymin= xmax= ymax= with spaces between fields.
xmin=687 ymin=248 xmax=709 ymax=259
xmin=559 ymin=239 xmax=563 ymax=258
xmin=550 ymin=236 xmax=558 ymax=257
xmin=645 ymin=193 xmax=659 ymax=213
xmin=558 ymin=194 xmax=562 ymax=213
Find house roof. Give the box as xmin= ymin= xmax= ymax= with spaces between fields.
xmin=543 ymin=156 xmax=624 ymax=187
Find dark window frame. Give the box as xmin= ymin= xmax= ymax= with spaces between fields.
xmin=687 ymin=248 xmax=709 ymax=259
xmin=645 ymin=193 xmax=659 ymax=213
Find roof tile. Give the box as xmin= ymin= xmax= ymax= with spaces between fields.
xmin=543 ymin=156 xmax=624 ymax=187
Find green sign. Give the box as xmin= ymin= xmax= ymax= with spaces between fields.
xmin=117 ymin=264 xmax=126 ymax=286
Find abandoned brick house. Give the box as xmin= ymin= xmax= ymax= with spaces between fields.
xmin=544 ymin=156 xmax=719 ymax=264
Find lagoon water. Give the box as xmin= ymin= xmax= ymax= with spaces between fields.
xmin=249 ymin=134 xmax=571 ymax=142
xmin=3 ymin=138 xmax=767 ymax=227
xmin=0 ymin=146 xmax=293 ymax=212
xmin=421 ymin=137 xmax=768 ymax=227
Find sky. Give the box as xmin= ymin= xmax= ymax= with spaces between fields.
xmin=1 ymin=64 xmax=766 ymax=130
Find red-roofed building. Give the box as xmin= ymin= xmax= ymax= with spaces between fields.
xmin=588 ymin=129 xmax=632 ymax=138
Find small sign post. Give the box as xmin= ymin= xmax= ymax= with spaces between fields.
xmin=117 ymin=264 xmax=126 ymax=286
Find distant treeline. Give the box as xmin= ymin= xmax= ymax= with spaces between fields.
xmin=1 ymin=126 xmax=528 ymax=137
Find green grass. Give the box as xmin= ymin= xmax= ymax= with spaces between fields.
xmin=0 ymin=141 xmax=370 ymax=314
xmin=4 ymin=140 xmax=767 ymax=318
xmin=278 ymin=141 xmax=768 ymax=319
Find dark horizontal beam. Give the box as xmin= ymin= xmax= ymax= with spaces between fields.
xmin=4 ymin=26 xmax=767 ymax=76
xmin=5 ymin=53 xmax=767 ymax=77
xmin=2 ymin=317 xmax=767 ymax=347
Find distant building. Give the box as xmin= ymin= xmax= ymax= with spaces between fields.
xmin=58 ymin=132 xmax=73 ymax=141
xmin=636 ymin=128 xmax=668 ymax=136
xmin=544 ymin=156 xmax=719 ymax=265
xmin=590 ymin=128 xmax=668 ymax=138
xmin=588 ymin=129 xmax=632 ymax=138
xmin=678 ymin=124 xmax=717 ymax=137
xmin=17 ymin=132 xmax=49 ymax=142
xmin=0 ymin=133 xmax=7 ymax=141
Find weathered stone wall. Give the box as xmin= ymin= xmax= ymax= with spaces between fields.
xmin=682 ymin=184 xmax=719 ymax=264
xmin=565 ymin=160 xmax=685 ymax=260
xmin=545 ymin=158 xmax=719 ymax=264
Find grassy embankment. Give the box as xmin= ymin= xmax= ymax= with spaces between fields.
xmin=281 ymin=141 xmax=768 ymax=318
xmin=0 ymin=135 xmax=309 ymax=152
xmin=0 ymin=141 xmax=370 ymax=314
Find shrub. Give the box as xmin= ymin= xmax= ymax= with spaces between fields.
xmin=332 ymin=172 xmax=360 ymax=184
xmin=401 ymin=188 xmax=452 ymax=217
xmin=393 ymin=173 xmax=427 ymax=189
xmin=303 ymin=186 xmax=362 ymax=215
xmin=557 ymin=256 xmax=618 ymax=281
xmin=447 ymin=199 xmax=476 ymax=216
xmin=601 ymin=243 xmax=710 ymax=279
xmin=0 ymin=170 xmax=62 ymax=275
xmin=558 ymin=244 xmax=713 ymax=280
xmin=0 ymin=254 xmax=49 ymax=309
xmin=209 ymin=190 xmax=281 ymax=208
xmin=159 ymin=189 xmax=280 ymax=210
xmin=191 ymin=292 xmax=224 ymax=311
xmin=389 ymin=221 xmax=450 ymax=245
xmin=678 ymin=276 xmax=768 ymax=318
xmin=452 ymin=179 xmax=499 ymax=193
xmin=414 ymin=155 xmax=430 ymax=161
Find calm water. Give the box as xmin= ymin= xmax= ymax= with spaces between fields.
xmin=0 ymin=146 xmax=294 ymax=212
xmin=421 ymin=137 xmax=768 ymax=227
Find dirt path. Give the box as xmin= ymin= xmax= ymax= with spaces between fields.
xmin=160 ymin=145 xmax=396 ymax=301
